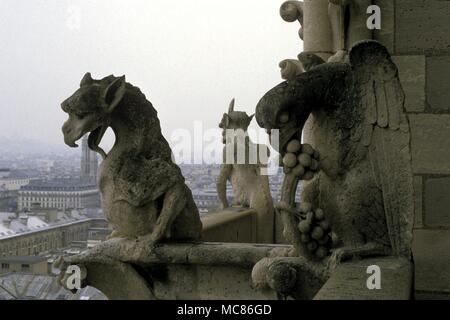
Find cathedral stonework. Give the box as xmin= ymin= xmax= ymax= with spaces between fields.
xmin=50 ymin=1 xmax=450 ymax=300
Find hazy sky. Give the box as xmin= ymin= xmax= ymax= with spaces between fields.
xmin=0 ymin=0 xmax=303 ymax=152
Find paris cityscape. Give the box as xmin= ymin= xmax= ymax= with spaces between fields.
xmin=0 ymin=135 xmax=285 ymax=299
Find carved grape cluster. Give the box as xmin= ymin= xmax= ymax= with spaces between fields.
xmin=279 ymin=139 xmax=330 ymax=259
xmin=296 ymin=202 xmax=332 ymax=259
xmin=281 ymin=140 xmax=320 ymax=180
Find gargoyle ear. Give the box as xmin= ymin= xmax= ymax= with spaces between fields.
xmin=80 ymin=72 xmax=93 ymax=87
xmin=103 ymin=76 xmax=126 ymax=113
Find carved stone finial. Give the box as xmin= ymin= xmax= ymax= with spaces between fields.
xmin=279 ymin=53 xmax=326 ymax=81
xmin=280 ymin=1 xmax=304 ymax=39
xmin=279 ymin=59 xmax=304 ymax=81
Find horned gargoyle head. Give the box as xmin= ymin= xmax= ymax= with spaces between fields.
xmin=61 ymin=73 xmax=126 ymax=158
xmin=219 ymin=98 xmax=254 ymax=144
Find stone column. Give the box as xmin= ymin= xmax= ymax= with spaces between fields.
xmin=303 ymin=0 xmax=333 ymax=61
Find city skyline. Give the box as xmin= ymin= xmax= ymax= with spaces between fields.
xmin=0 ymin=0 xmax=303 ymax=153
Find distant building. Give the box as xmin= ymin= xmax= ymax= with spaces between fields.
xmin=0 ymin=273 xmax=107 ymax=300
xmin=0 ymin=169 xmax=9 ymax=179
xmin=80 ymin=136 xmax=98 ymax=182
xmin=0 ymin=210 xmax=108 ymax=257
xmin=0 ymin=189 xmax=17 ymax=212
xmin=192 ymin=189 xmax=224 ymax=214
xmin=0 ymin=169 xmax=30 ymax=191
xmin=16 ymin=136 xmax=101 ymax=211
xmin=0 ymin=256 xmax=48 ymax=275
xmin=17 ymin=178 xmax=100 ymax=211
xmin=0 ymin=169 xmax=31 ymax=212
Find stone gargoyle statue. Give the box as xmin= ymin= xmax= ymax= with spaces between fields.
xmin=56 ymin=73 xmax=203 ymax=296
xmin=60 ymin=73 xmax=202 ymax=242
xmin=253 ymin=41 xmax=414 ymax=288
xmin=217 ymin=99 xmax=274 ymax=243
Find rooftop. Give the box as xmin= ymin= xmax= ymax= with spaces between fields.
xmin=0 ymin=209 xmax=94 ymax=240
xmin=0 ymin=273 xmax=107 ymax=300
xmin=21 ymin=178 xmax=97 ymax=192
xmin=0 ymin=256 xmax=48 ymax=264
xmin=0 ymin=170 xmax=30 ymax=180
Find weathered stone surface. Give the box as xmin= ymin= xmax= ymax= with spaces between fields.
xmin=256 ymin=41 xmax=414 ymax=261
xmin=280 ymin=1 xmax=304 ymax=40
xmin=424 ymin=177 xmax=450 ymax=227
xmin=396 ymin=0 xmax=450 ymax=54
xmin=202 ymin=208 xmax=257 ymax=243
xmin=153 ymin=264 xmax=278 ymax=300
xmin=393 ymin=55 xmax=425 ymax=112
xmin=61 ymin=73 xmax=202 ymax=242
xmin=374 ymin=0 xmax=394 ymax=53
xmin=427 ymin=56 xmax=450 ymax=111
xmin=414 ymin=176 xmax=423 ymax=228
xmin=303 ymin=0 xmax=333 ymax=55
xmin=413 ymin=229 xmax=450 ymax=298
xmin=314 ymin=257 xmax=414 ymax=300
xmin=409 ymin=114 xmax=450 ymax=174
xmin=54 ymin=239 xmax=293 ymax=300
xmin=252 ymin=256 xmax=326 ymax=300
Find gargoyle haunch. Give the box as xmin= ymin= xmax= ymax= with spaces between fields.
xmin=256 ymin=41 xmax=414 ymax=263
xmin=61 ymin=73 xmax=202 ymax=243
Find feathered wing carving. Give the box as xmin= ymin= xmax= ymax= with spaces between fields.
xmin=350 ymin=41 xmax=414 ymax=258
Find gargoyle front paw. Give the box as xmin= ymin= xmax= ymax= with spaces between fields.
xmin=136 ymin=232 xmax=162 ymax=252
xmin=53 ymin=256 xmax=88 ymax=293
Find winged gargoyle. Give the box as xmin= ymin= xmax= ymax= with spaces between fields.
xmin=255 ymin=40 xmax=414 ymax=268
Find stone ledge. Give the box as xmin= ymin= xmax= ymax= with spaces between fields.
xmin=56 ymin=240 xmax=292 ymax=300
xmin=201 ymin=207 xmax=257 ymax=243
xmin=202 ymin=207 xmax=255 ymax=232
xmin=313 ymin=257 xmax=413 ymax=300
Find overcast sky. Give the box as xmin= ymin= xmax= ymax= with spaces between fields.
xmin=0 ymin=0 xmax=303 ymax=152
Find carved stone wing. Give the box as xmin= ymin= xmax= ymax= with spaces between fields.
xmin=349 ymin=41 xmax=414 ymax=258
